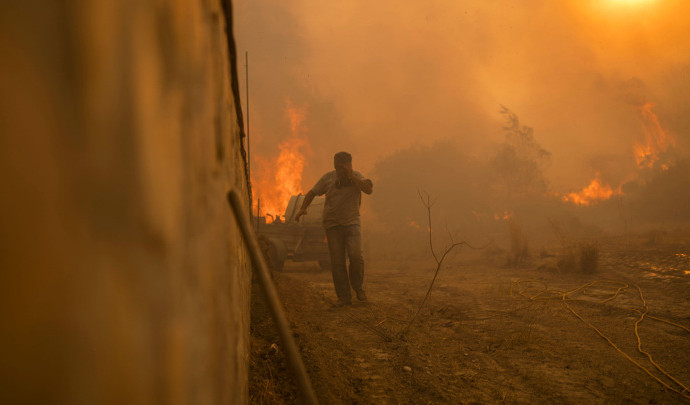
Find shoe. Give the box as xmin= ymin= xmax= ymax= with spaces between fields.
xmin=355 ymin=289 xmax=367 ymax=301
xmin=336 ymin=298 xmax=352 ymax=307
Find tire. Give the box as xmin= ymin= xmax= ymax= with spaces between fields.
xmin=318 ymin=259 xmax=331 ymax=272
xmin=267 ymin=238 xmax=287 ymax=272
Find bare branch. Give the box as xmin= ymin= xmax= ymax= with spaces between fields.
xmin=418 ymin=189 xmax=439 ymax=264
xmin=399 ymin=194 xmax=491 ymax=338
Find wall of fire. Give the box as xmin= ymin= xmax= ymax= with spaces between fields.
xmin=0 ymin=1 xmax=251 ymax=403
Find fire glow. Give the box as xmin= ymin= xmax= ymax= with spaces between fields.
xmin=562 ymin=103 xmax=673 ymax=206
xmin=252 ymin=101 xmax=308 ymax=219
xmin=494 ymin=211 xmax=514 ymax=221
xmin=633 ymin=102 xmax=675 ymax=170
xmin=562 ymin=172 xmax=621 ymax=206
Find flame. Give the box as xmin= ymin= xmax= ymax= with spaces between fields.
xmin=494 ymin=211 xmax=513 ymax=221
xmin=562 ymin=172 xmax=621 ymax=206
xmin=408 ymin=220 xmax=420 ymax=229
xmin=633 ymin=102 xmax=675 ymax=169
xmin=553 ymin=103 xmax=673 ymax=207
xmin=253 ymin=100 xmax=308 ymax=219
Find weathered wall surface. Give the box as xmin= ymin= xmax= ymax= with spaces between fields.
xmin=0 ymin=1 xmax=251 ymax=403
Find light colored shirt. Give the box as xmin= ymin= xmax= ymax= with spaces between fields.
xmin=311 ymin=170 xmax=372 ymax=229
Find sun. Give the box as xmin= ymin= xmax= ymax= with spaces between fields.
xmin=607 ymin=0 xmax=656 ymax=5
xmin=593 ymin=0 xmax=658 ymax=14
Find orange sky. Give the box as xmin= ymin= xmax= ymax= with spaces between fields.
xmin=234 ymin=0 xmax=690 ymax=195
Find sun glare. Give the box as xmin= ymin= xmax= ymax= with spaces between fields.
xmin=607 ymin=0 xmax=656 ymax=6
xmin=589 ymin=0 xmax=660 ymax=20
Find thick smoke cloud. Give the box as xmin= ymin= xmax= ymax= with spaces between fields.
xmin=234 ymin=0 xmax=690 ymax=244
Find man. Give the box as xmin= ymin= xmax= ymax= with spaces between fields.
xmin=295 ymin=152 xmax=373 ymax=306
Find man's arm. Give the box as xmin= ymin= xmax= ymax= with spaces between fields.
xmin=294 ymin=190 xmax=316 ymax=222
xmin=350 ymin=173 xmax=373 ymax=194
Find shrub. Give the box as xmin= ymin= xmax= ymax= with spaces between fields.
xmin=578 ymin=241 xmax=599 ymax=273
xmin=556 ymin=241 xmax=599 ymax=274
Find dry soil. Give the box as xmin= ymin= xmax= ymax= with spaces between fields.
xmin=249 ymin=235 xmax=690 ymax=404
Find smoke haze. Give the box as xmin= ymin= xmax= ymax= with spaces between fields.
xmin=234 ymin=0 xmax=690 ymax=248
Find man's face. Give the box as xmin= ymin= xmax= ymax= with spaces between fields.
xmin=334 ymin=161 xmax=351 ymax=178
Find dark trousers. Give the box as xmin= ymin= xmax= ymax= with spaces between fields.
xmin=325 ymin=224 xmax=364 ymax=301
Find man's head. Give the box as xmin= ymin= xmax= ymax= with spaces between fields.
xmin=334 ymin=151 xmax=352 ymax=178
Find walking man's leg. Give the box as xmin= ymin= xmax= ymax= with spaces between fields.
xmin=345 ymin=225 xmax=366 ymax=301
xmin=326 ymin=226 xmax=351 ymax=305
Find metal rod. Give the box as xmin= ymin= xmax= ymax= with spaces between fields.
xmin=227 ymin=189 xmax=319 ymax=405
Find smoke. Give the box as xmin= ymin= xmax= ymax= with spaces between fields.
xmin=234 ymin=0 xmax=690 ymax=245
xmin=367 ymin=109 xmax=564 ymax=255
xmin=233 ymin=0 xmax=352 ymax=190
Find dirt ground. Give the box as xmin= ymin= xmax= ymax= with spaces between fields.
xmin=249 ymin=234 xmax=690 ymax=404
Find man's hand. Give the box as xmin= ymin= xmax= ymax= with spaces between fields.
xmin=294 ymin=208 xmax=308 ymax=222
xmin=295 ymin=191 xmax=316 ymax=222
xmin=343 ymin=164 xmax=373 ymax=195
xmin=343 ymin=161 xmax=354 ymax=179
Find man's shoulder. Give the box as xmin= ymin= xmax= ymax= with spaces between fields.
xmin=319 ymin=171 xmax=337 ymax=181
xmin=311 ymin=171 xmax=336 ymax=195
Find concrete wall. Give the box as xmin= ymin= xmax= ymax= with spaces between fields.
xmin=0 ymin=1 xmax=251 ymax=403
